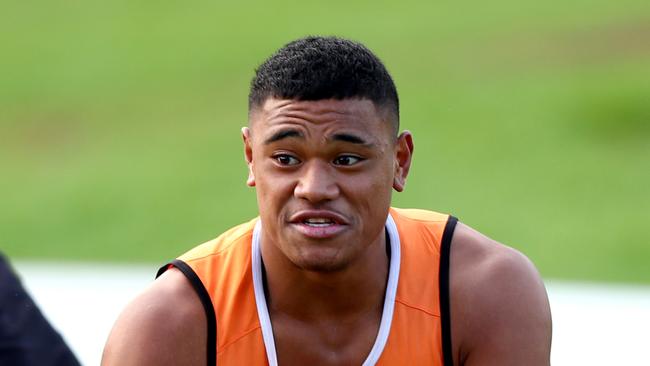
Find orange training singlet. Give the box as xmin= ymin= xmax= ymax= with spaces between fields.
xmin=157 ymin=207 xmax=458 ymax=366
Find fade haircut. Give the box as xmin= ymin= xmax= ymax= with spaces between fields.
xmin=248 ymin=36 xmax=400 ymax=132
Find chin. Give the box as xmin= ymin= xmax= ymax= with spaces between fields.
xmin=290 ymin=251 xmax=351 ymax=273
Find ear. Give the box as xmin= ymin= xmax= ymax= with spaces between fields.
xmin=393 ymin=131 xmax=414 ymax=192
xmin=242 ymin=127 xmax=256 ymax=187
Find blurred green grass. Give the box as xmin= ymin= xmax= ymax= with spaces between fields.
xmin=1 ymin=0 xmax=649 ymax=283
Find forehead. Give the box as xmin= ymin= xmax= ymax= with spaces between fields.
xmin=249 ymin=98 xmax=392 ymax=139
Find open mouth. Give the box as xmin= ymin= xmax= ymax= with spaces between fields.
xmin=289 ymin=210 xmax=348 ymax=238
xmin=302 ymin=218 xmax=335 ymax=227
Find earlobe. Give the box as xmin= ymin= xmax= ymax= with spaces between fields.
xmin=393 ymin=177 xmax=405 ymax=192
xmin=247 ymin=170 xmax=256 ymax=187
xmin=393 ymin=131 xmax=414 ymax=192
xmin=242 ymin=127 xmax=256 ymax=187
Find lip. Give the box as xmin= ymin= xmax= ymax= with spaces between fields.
xmin=288 ymin=210 xmax=349 ymax=239
xmin=288 ymin=210 xmax=349 ymax=225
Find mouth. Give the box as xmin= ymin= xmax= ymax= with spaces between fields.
xmin=302 ymin=217 xmax=336 ymax=227
xmin=288 ymin=211 xmax=349 ymax=238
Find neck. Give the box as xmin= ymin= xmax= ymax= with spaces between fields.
xmin=260 ymin=232 xmax=389 ymax=322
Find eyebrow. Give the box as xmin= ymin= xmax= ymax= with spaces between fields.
xmin=329 ymin=133 xmax=374 ymax=147
xmin=263 ymin=129 xmax=375 ymax=147
xmin=264 ymin=129 xmax=304 ymax=144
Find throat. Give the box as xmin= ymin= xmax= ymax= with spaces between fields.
xmin=262 ymin=229 xmax=391 ymax=320
xmin=251 ymin=219 xmax=401 ymax=366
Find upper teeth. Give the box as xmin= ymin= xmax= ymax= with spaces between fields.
xmin=304 ymin=218 xmax=333 ymax=225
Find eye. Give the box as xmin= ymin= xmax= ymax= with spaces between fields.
xmin=333 ymin=155 xmax=363 ymax=166
xmin=273 ymin=154 xmax=301 ymax=166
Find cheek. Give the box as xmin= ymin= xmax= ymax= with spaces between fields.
xmin=363 ymin=163 xmax=395 ymax=213
xmin=366 ymin=161 xmax=395 ymax=195
xmin=368 ymin=181 xmax=393 ymax=213
xmin=344 ymin=169 xmax=393 ymax=211
xmin=253 ymin=164 xmax=294 ymax=208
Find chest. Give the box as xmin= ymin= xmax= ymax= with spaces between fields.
xmin=271 ymin=312 xmax=382 ymax=366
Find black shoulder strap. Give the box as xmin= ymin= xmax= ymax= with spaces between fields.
xmin=157 ymin=259 xmax=217 ymax=365
xmin=439 ymin=215 xmax=458 ymax=366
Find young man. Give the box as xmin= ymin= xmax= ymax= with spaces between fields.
xmin=102 ymin=36 xmax=552 ymax=365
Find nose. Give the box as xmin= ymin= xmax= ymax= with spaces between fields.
xmin=294 ymin=160 xmax=339 ymax=203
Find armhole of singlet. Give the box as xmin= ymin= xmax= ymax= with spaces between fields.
xmin=439 ymin=215 xmax=458 ymax=366
xmin=157 ymin=259 xmax=217 ymax=366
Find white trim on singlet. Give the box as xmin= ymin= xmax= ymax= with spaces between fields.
xmin=251 ymin=220 xmax=278 ymax=366
xmin=251 ymin=213 xmax=401 ymax=366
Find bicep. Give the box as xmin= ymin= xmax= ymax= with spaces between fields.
xmin=462 ymin=251 xmax=552 ymax=366
xmin=102 ymin=269 xmax=207 ymax=366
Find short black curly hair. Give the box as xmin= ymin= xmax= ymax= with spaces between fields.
xmin=248 ymin=36 xmax=399 ymax=132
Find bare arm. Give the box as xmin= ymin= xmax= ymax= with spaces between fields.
xmin=451 ymin=223 xmax=552 ymax=366
xmin=101 ymin=268 xmax=207 ymax=366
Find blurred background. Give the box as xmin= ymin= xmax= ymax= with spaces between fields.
xmin=1 ymin=0 xmax=649 ymax=364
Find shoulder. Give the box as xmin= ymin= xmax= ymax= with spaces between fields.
xmin=390 ymin=207 xmax=449 ymax=222
xmin=450 ymin=222 xmax=552 ymax=366
xmin=178 ymin=218 xmax=258 ymax=262
xmin=101 ymin=267 xmax=207 ymax=366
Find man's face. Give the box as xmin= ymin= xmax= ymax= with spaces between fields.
xmin=243 ymin=98 xmax=413 ymax=272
